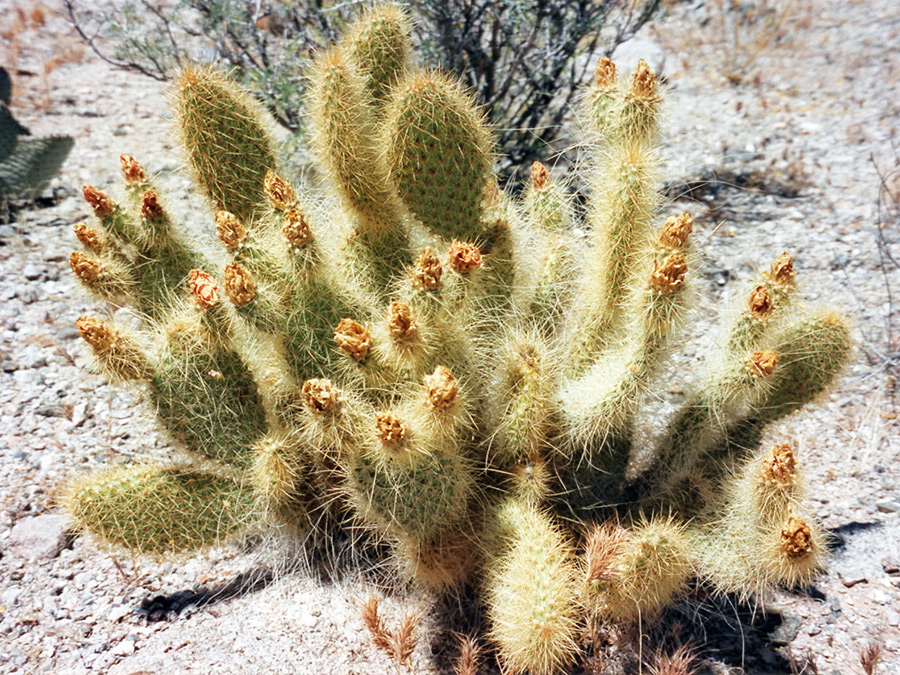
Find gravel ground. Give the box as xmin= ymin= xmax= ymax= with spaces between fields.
xmin=1 ymin=1 xmax=898 ymax=673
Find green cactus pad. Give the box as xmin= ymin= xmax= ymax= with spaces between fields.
xmin=350 ymin=450 xmax=472 ymax=541
xmin=64 ymin=465 xmax=255 ymax=555
xmin=152 ymin=330 xmax=267 ymax=467
xmin=384 ymin=72 xmax=492 ymax=240
xmin=172 ymin=67 xmax=277 ymax=221
xmin=342 ymin=6 xmax=413 ymax=108
xmin=0 ymin=134 xmax=73 ymax=201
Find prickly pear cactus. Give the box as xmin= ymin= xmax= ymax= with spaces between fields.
xmin=66 ymin=6 xmax=851 ymax=673
xmin=0 ymin=100 xmax=73 ymax=202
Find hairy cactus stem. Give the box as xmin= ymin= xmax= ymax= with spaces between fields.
xmin=76 ymin=316 xmax=149 ymax=380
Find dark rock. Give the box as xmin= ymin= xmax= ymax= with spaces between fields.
xmin=36 ymin=404 xmax=66 ymax=417
xmin=770 ymin=612 xmax=801 ymax=644
xmin=23 ymin=264 xmax=43 ymax=281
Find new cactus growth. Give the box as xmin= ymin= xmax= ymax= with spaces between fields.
xmin=65 ymin=8 xmax=852 ymax=673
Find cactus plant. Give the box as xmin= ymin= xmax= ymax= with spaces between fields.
xmin=65 ymin=7 xmax=851 ymax=673
xmin=0 ymin=88 xmax=73 ymax=202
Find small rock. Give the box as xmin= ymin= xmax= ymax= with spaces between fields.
xmin=770 ymin=612 xmax=802 ymax=644
xmin=838 ymin=567 xmax=868 ymax=587
xmin=23 ymin=264 xmax=43 ymax=281
xmin=36 ymin=404 xmax=66 ymax=418
xmin=19 ymin=288 xmax=38 ymax=304
xmin=297 ymin=612 xmax=319 ymax=628
xmin=876 ymin=500 xmax=900 ymax=513
xmin=5 ymin=514 xmax=71 ymax=561
xmin=111 ymin=639 xmax=135 ymax=656
xmin=71 ymin=401 xmax=88 ymax=427
xmin=881 ymin=557 xmax=900 ymax=575
xmin=107 ymin=605 xmax=132 ymax=623
xmin=1 ymin=587 xmax=22 ymax=607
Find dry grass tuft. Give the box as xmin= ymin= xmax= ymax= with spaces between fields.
xmin=859 ymin=641 xmax=882 ymax=675
xmin=647 ymin=644 xmax=698 ymax=675
xmin=453 ymin=634 xmax=482 ymax=675
xmin=361 ymin=594 xmax=419 ymax=670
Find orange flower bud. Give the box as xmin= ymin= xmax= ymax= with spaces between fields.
xmin=215 ymin=210 xmax=247 ymax=250
xmin=658 ymin=212 xmax=693 ymax=249
xmin=223 ymin=262 xmax=256 ymax=307
xmin=302 ymin=378 xmax=338 ymax=414
xmin=120 ymin=154 xmax=147 ymax=186
xmin=649 ymin=253 xmax=687 ymax=295
xmin=188 ymin=269 xmax=219 ymax=309
xmin=141 ymin=190 xmax=164 ymax=221
xmin=82 ymin=185 xmax=114 ymax=218
xmin=335 ymin=318 xmax=370 ymax=361
xmin=375 ymin=412 xmax=407 ymax=445
xmin=264 ymin=169 xmax=296 ymax=210
xmin=447 ymin=241 xmax=482 ymax=274
xmin=412 ymin=248 xmax=442 ymax=291
xmin=424 ymin=366 xmax=458 ymax=411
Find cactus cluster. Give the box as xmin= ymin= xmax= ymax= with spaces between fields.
xmin=65 ymin=7 xmax=851 ymax=673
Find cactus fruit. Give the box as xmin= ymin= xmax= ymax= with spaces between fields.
xmin=65 ymin=7 xmax=852 ymax=672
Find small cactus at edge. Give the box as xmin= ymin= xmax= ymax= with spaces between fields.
xmin=64 ymin=9 xmax=852 ymax=674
